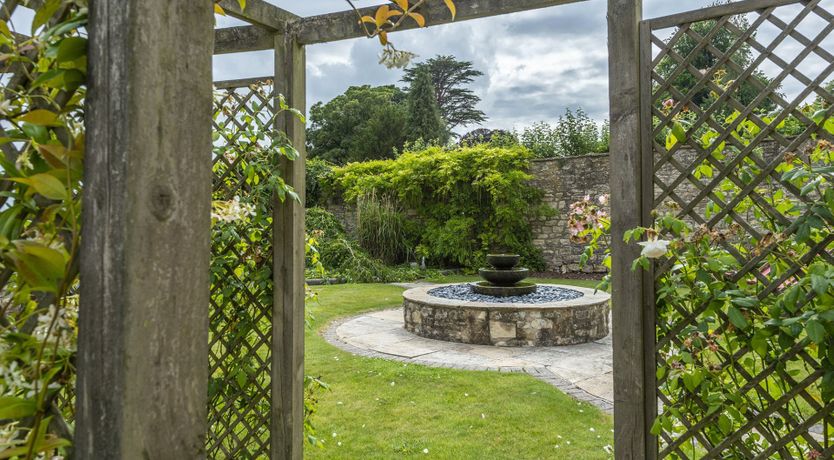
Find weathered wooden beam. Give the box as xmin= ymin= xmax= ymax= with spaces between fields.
xmin=608 ymin=0 xmax=655 ymax=459
xmin=296 ymin=0 xmax=588 ymax=45
xmin=272 ymin=32 xmax=306 ymax=460
xmin=77 ymin=0 xmax=213 ymax=458
xmin=214 ymin=25 xmax=273 ymax=54
xmin=213 ymin=0 xmax=589 ymax=53
xmin=213 ymin=75 xmax=273 ymax=89
xmin=217 ymin=0 xmax=298 ymax=30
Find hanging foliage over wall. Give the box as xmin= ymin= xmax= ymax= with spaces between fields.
xmin=331 ymin=145 xmax=552 ymax=269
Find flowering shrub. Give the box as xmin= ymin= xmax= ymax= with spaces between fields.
xmin=568 ymin=194 xmax=611 ymax=290
xmin=628 ymin=136 xmax=833 ymax=457
xmin=571 ymin=85 xmax=834 ymax=454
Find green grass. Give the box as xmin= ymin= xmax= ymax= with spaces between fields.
xmin=304 ymin=280 xmax=614 ymax=459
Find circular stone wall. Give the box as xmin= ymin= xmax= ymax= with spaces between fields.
xmin=402 ymin=284 xmax=610 ymax=347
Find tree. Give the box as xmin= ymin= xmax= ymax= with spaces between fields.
xmin=406 ymin=67 xmax=448 ymax=144
xmin=402 ymin=55 xmax=487 ymax=131
xmin=306 ymin=85 xmax=409 ymax=165
xmin=656 ymin=3 xmax=775 ymax=112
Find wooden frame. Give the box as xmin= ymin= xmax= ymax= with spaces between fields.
xmin=214 ymin=0 xmax=587 ymax=52
xmin=607 ymin=1 xmax=655 ymax=459
xmin=77 ymin=0 xmax=214 ymax=457
xmin=271 ymin=32 xmax=307 ymax=460
xmin=73 ymin=0 xmax=680 ymax=457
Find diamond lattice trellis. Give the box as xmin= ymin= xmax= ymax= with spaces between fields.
xmin=207 ymin=81 xmax=277 ymax=459
xmin=642 ymin=0 xmax=834 ymax=458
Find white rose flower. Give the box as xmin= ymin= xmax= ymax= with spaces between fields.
xmin=638 ymin=238 xmax=670 ymax=258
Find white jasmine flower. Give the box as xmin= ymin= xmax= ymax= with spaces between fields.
xmin=15 ymin=149 xmax=33 ymax=171
xmin=638 ymin=238 xmax=671 ymax=259
xmin=211 ymin=196 xmax=255 ymax=223
xmin=423 ymin=448 xmax=429 ymax=454
xmin=378 ymin=47 xmax=418 ymax=69
xmin=0 ymin=99 xmax=13 ymax=116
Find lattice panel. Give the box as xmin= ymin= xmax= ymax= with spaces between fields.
xmin=208 ymin=82 xmax=277 ymax=459
xmin=643 ymin=0 xmax=834 ymax=458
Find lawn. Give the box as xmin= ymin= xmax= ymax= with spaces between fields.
xmin=304 ymin=278 xmax=614 ymax=459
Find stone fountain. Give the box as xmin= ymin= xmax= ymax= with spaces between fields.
xmin=473 ymin=254 xmax=537 ymax=297
xmin=400 ymin=253 xmax=611 ymax=346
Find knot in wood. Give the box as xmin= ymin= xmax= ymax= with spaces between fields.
xmin=149 ymin=182 xmax=176 ymax=221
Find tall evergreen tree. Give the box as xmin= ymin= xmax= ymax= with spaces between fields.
xmin=406 ymin=68 xmax=448 ymax=144
xmin=402 ymin=55 xmax=487 ymax=132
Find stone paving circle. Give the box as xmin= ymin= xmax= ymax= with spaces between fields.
xmin=322 ymin=283 xmax=615 ymax=413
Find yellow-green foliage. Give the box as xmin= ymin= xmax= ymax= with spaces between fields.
xmin=332 ymin=145 xmax=552 ymax=269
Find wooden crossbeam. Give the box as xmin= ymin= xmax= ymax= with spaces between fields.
xmin=214 ymin=25 xmax=273 ymax=54
xmin=214 ymin=0 xmax=588 ymax=54
xmin=217 ymin=0 xmax=298 ymax=30
xmin=296 ymin=0 xmax=586 ymax=45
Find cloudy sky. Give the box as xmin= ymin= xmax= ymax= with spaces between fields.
xmin=214 ymin=0 xmax=736 ymax=132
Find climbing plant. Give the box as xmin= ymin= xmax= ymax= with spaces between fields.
xmin=0 ymin=1 xmax=87 ymax=458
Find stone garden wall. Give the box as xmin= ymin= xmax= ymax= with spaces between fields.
xmin=528 ymin=154 xmax=610 ymax=273
xmin=323 ymin=141 xmax=784 ymax=273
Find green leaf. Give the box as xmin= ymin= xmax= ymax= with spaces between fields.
xmin=15 ymin=109 xmax=60 ymax=126
xmin=14 ymin=173 xmax=68 ymax=200
xmin=807 ymin=319 xmax=826 ymax=344
xmin=751 ymin=333 xmax=768 ymax=357
xmin=728 ymin=306 xmax=750 ymax=330
xmin=650 ymin=416 xmax=663 ymax=436
xmin=0 ymin=396 xmax=36 ymax=419
xmin=21 ymin=122 xmax=48 ymax=143
xmin=56 ymin=36 xmax=87 ymax=63
xmin=672 ymin=121 xmax=686 ymax=143
xmin=31 ymin=0 xmax=62 ymax=34
xmin=731 ymin=297 xmax=758 ymax=308
xmin=811 ymin=274 xmax=829 ymax=296
xmin=9 ymin=241 xmax=67 ymax=292
xmin=718 ymin=413 xmax=733 ymax=435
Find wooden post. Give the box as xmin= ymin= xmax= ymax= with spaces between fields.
xmin=272 ymin=30 xmax=306 ymax=460
xmin=608 ymin=1 xmax=656 ymax=459
xmin=76 ymin=1 xmax=213 ymax=458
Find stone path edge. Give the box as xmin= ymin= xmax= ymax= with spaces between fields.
xmin=320 ymin=309 xmax=614 ymax=414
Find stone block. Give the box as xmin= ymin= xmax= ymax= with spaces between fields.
xmin=489 ymin=320 xmax=517 ymax=340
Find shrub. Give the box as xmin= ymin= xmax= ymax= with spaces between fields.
xmin=331 ymin=144 xmax=552 ymax=269
xmin=356 ymin=191 xmax=415 ymax=264
xmin=518 ymin=109 xmax=609 ymax=158
xmin=458 ymin=128 xmax=518 ymax=147
xmin=306 ymin=207 xmax=426 ymax=283
xmin=306 ymin=158 xmax=334 ymax=207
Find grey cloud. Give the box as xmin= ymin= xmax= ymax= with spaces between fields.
xmin=215 ymin=0 xmax=722 ymax=130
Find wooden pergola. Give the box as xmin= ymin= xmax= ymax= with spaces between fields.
xmin=76 ymin=0 xmax=644 ymax=458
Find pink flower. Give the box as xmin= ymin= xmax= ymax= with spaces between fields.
xmin=598 ymin=194 xmax=609 ymax=206
xmin=807 ymin=450 xmax=822 ymax=460
xmin=663 ymin=98 xmax=675 ymax=110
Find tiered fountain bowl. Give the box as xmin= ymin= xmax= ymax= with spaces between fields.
xmin=473 ymin=254 xmax=537 ymax=297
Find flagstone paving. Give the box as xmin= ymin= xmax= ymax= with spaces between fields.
xmin=322 ymin=307 xmax=614 ymax=413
